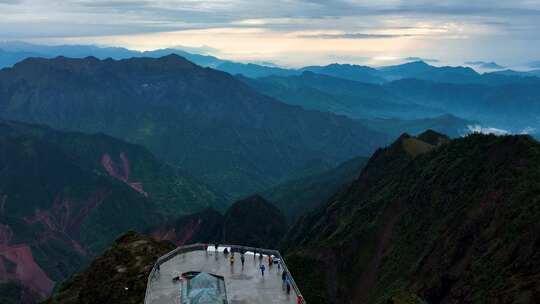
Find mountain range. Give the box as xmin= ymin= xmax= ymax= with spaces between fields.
xmin=3 ymin=42 xmax=539 ymax=134
xmin=38 ymin=130 xmax=540 ymax=304
xmin=1 ymin=42 xmax=539 ymax=304
xmin=2 ymin=42 xmax=539 ymax=84
xmin=284 ymin=131 xmax=540 ymax=303
xmin=0 ymin=55 xmax=390 ymax=198
xmin=241 ymin=68 xmax=540 ymax=134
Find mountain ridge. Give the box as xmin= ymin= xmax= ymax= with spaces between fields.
xmin=0 ymin=55 xmax=391 ymax=197
xmin=285 ymin=131 xmax=540 ymax=303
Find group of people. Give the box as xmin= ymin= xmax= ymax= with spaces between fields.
xmin=209 ymin=244 xmax=304 ymax=303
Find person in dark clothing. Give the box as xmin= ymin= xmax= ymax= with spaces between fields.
xmin=286 ymin=277 xmax=291 ymax=294
xmin=223 ymin=247 xmax=229 ymax=255
xmin=214 ymin=243 xmax=219 ymax=251
xmin=282 ymin=270 xmax=287 ymax=283
xmin=260 ymin=264 xmax=266 ymax=276
xmin=240 ymin=254 xmax=245 ymax=267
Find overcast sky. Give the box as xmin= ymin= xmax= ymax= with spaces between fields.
xmin=1 ymin=0 xmax=539 ymax=68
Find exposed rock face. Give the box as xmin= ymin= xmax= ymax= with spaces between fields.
xmin=285 ymin=131 xmax=540 ymax=304
xmin=0 ymin=244 xmax=55 ymax=299
xmin=223 ymin=195 xmax=287 ymax=249
xmin=45 ymin=232 xmax=175 ymax=304
xmin=0 ymin=121 xmax=224 ymax=302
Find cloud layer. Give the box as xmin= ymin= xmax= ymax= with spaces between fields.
xmin=0 ymin=0 xmax=539 ymax=66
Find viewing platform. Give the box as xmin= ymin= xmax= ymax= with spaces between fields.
xmin=144 ymin=244 xmax=305 ymax=304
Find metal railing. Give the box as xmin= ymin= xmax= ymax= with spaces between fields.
xmin=144 ymin=243 xmax=306 ymax=304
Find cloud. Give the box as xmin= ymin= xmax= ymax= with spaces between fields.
xmin=299 ymin=33 xmax=416 ymax=39
xmin=405 ymin=57 xmax=439 ymax=63
xmin=466 ymin=125 xmax=510 ymax=136
xmin=0 ymin=0 xmax=539 ymax=67
xmin=520 ymin=126 xmax=536 ymax=135
xmin=465 ymin=125 xmax=537 ymax=137
xmin=76 ymin=0 xmax=151 ymax=8
xmin=465 ymin=61 xmax=505 ymax=69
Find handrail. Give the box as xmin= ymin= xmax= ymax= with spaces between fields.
xmin=144 ymin=243 xmax=306 ymax=304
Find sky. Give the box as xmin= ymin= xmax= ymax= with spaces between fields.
xmin=1 ymin=0 xmax=540 ymax=68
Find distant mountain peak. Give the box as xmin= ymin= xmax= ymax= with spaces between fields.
xmin=388 ymin=131 xmax=447 ymax=158
xmin=417 ymin=129 xmax=450 ymax=146
xmin=407 ymin=60 xmax=429 ymax=66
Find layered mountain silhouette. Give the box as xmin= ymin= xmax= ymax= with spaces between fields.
xmin=300 ymin=64 xmax=385 ymax=84
xmin=0 ymin=41 xmax=295 ymax=78
xmin=242 ymin=65 xmax=540 ymax=133
xmin=0 ymin=55 xmax=390 ymax=197
xmin=284 ymin=131 xmax=540 ymax=303
xmin=386 ymin=78 xmax=540 ymax=129
xmin=239 ymin=72 xmax=444 ymax=121
xmin=0 ymin=121 xmax=224 ymax=303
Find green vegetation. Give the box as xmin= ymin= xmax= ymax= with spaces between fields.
xmin=285 ymin=255 xmax=328 ymax=304
xmin=0 ymin=56 xmax=389 ymax=198
xmin=262 ymin=156 xmax=368 ymax=220
xmin=45 ymin=232 xmax=175 ymax=304
xmin=0 ymin=281 xmax=36 ymax=304
xmin=223 ymin=195 xmax=287 ymax=249
xmin=285 ymin=131 xmax=540 ymax=303
xmin=0 ymin=121 xmax=225 ymax=302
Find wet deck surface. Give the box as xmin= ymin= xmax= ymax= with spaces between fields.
xmin=146 ymin=247 xmax=299 ymax=304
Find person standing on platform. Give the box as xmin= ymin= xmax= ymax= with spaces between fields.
xmin=260 ymin=264 xmax=266 ymax=277
xmin=286 ymin=277 xmax=291 ymax=294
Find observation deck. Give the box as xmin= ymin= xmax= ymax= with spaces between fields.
xmin=144 ymin=244 xmax=305 ymax=304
